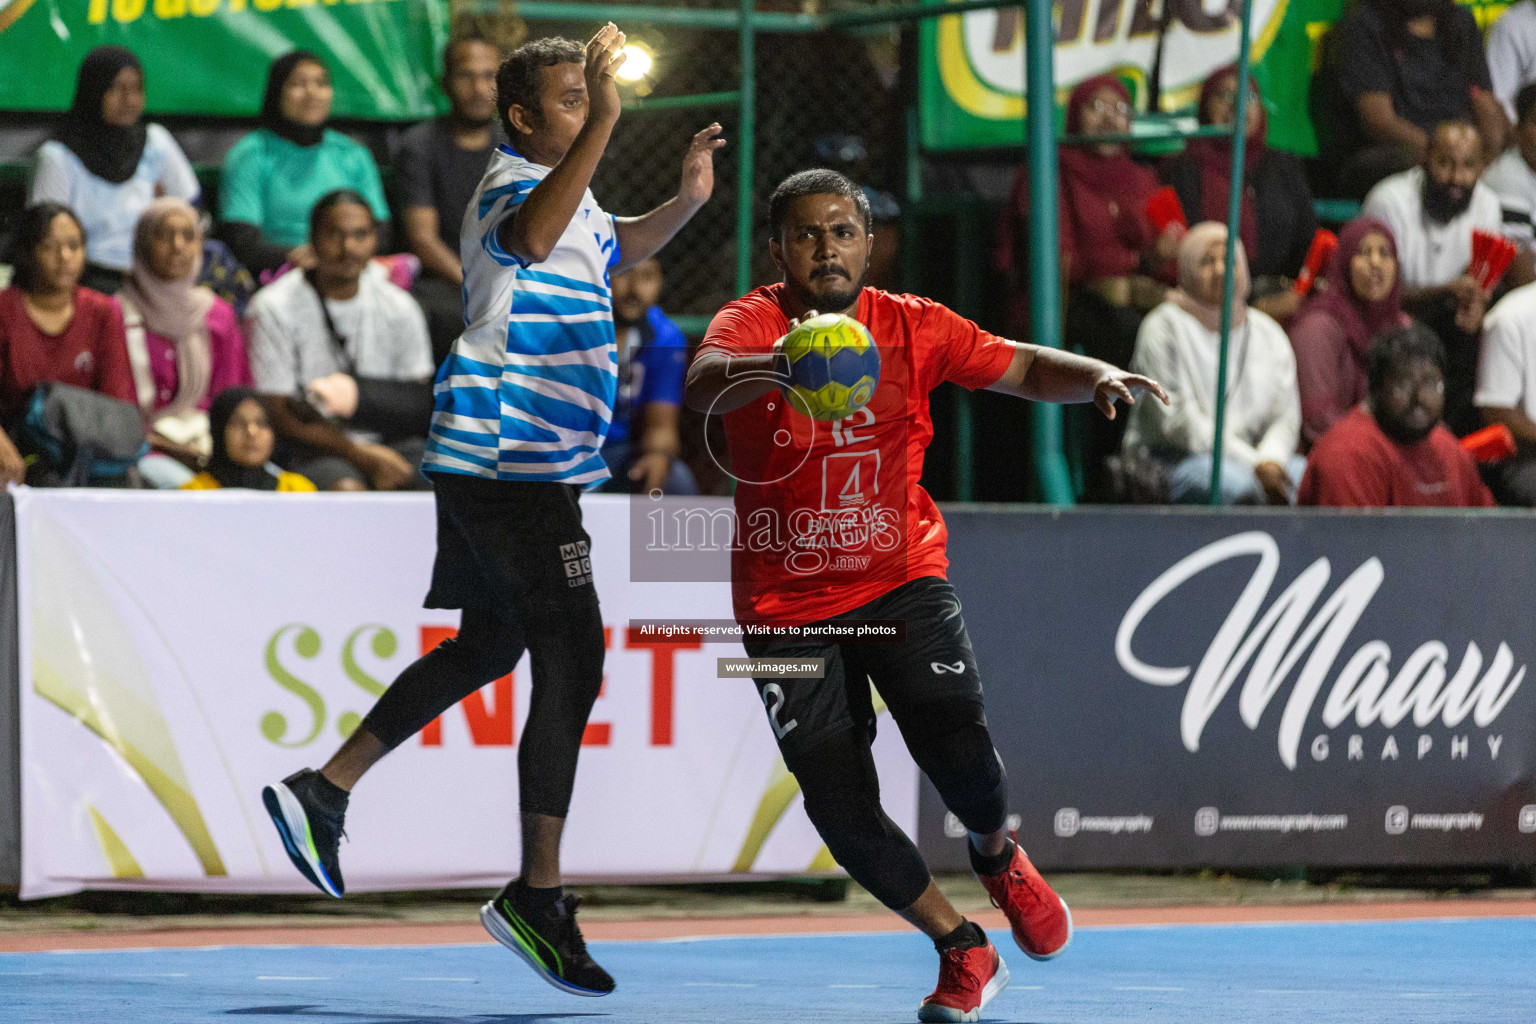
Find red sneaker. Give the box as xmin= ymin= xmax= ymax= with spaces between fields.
xmin=976 ymin=831 xmax=1073 ymax=961
xmin=917 ymin=939 xmax=1009 ymax=1023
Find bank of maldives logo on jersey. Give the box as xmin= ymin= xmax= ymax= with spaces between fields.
xmin=561 ymin=541 xmax=592 ymax=588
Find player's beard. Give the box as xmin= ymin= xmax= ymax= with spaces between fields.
xmin=795 ymin=264 xmax=867 ymax=313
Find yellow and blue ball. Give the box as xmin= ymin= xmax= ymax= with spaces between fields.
xmin=779 ymin=313 xmax=881 ymax=422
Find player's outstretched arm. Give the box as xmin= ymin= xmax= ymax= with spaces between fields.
xmin=499 ymin=24 xmax=626 ymax=265
xmin=612 ymin=124 xmax=727 ymax=273
xmin=684 ymin=349 xmax=786 ymax=414
xmin=986 ymin=343 xmax=1168 ymax=420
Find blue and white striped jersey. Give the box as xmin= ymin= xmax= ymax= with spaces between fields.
xmin=423 ymin=144 xmax=620 ymax=486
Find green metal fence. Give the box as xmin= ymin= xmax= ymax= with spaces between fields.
xmin=468 ymin=0 xmax=1257 ymax=506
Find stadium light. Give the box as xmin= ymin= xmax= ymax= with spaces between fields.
xmin=615 ymin=43 xmax=654 ymax=84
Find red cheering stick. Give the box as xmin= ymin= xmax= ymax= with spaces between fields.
xmin=1461 ymin=423 xmax=1517 ymax=463
xmin=1293 ymin=229 xmax=1338 ymax=295
xmin=1488 ymin=236 xmax=1519 ymax=289
xmin=1145 ymin=187 xmax=1187 ymax=235
xmin=1470 ymin=228 xmax=1496 ymax=287
xmin=1470 ymin=229 xmax=1517 ymax=290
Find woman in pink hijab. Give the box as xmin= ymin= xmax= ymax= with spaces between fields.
xmin=1288 ymin=216 xmax=1411 ymax=449
xmin=119 ymin=197 xmax=251 ymax=487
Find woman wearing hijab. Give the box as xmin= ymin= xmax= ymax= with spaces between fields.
xmin=1161 ymin=65 xmax=1317 ymax=323
xmin=183 ymin=387 xmax=315 ymax=491
xmin=999 ymin=75 xmax=1181 ymax=498
xmin=1121 ymin=222 xmax=1303 ymax=504
xmin=120 ymin=198 xmax=252 ymax=488
xmin=220 ymin=51 xmax=391 ymax=276
xmin=29 ymin=46 xmax=201 ymax=294
xmin=1289 ymin=217 xmax=1412 ymax=448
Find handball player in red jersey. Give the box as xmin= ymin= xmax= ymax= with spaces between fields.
xmin=684 ymin=169 xmax=1167 ymax=1022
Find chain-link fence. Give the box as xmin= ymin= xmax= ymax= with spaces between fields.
xmin=471 ymin=3 xmax=906 ymax=319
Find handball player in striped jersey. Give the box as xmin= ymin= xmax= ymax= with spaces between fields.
xmin=261 ymin=25 xmax=724 ymax=997
xmin=685 ymin=169 xmax=1167 ymax=1022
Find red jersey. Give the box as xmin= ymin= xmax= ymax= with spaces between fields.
xmin=0 ymin=287 xmax=134 ymax=423
xmin=699 ymin=285 xmax=1014 ymax=624
xmin=1298 ymin=407 xmax=1495 ymax=508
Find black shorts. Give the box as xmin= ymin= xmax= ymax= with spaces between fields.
xmin=741 ymin=576 xmax=984 ymax=766
xmin=423 ymin=473 xmax=596 ymax=612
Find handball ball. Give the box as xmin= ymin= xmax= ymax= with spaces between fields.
xmin=780 ymin=313 xmax=881 ymax=422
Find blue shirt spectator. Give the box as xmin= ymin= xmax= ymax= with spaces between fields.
xmin=600 ymin=258 xmax=696 ymax=495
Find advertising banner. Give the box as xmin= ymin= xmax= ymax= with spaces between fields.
xmin=15 ymin=490 xmax=918 ymax=899
xmin=917 ymin=0 xmax=1340 ymax=155
xmin=919 ymin=508 xmax=1536 ymax=871
xmin=0 ymin=0 xmax=449 ymax=119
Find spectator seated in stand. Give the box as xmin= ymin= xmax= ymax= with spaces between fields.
xmin=28 ymin=46 xmax=199 ymax=295
xmin=183 ymin=387 xmax=315 ymax=492
xmin=220 ymin=51 xmax=392 ymax=278
xmin=1363 ymin=120 xmax=1513 ymax=434
xmin=1474 ymin=278 xmax=1536 ymax=504
xmin=1008 ymin=75 xmax=1180 ymax=498
xmin=0 ymin=203 xmax=135 ymax=487
xmin=1120 ymin=222 xmax=1303 ymax=505
xmin=396 ymin=33 xmax=505 ymax=366
xmin=599 ymin=258 xmax=698 ymax=496
xmin=247 ymin=190 xmax=434 ymax=492
xmin=1289 ymin=217 xmax=1412 ymax=448
xmin=1321 ymin=0 xmax=1507 ymax=199
xmin=121 ymin=198 xmax=252 ymax=489
xmin=1162 ymin=65 xmax=1316 ymax=324
xmin=1488 ymin=0 xmax=1536 ymax=122
xmin=1481 ymin=82 xmax=1536 ymax=263
xmin=1300 ymin=323 xmax=1492 ymax=506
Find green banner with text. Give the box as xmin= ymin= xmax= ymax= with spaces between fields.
xmin=918 ymin=0 xmax=1510 ymax=157
xmin=0 ymin=0 xmax=450 ymax=120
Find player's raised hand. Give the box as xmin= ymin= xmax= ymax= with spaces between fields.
xmin=584 ymin=23 xmax=626 ymax=128
xmin=679 ymin=124 xmax=727 ymax=207
xmin=1092 ymin=369 xmax=1168 ymax=420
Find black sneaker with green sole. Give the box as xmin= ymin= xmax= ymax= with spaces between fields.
xmin=480 ymin=880 xmax=615 ymax=997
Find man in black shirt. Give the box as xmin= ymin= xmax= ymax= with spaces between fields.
xmin=396 ymin=35 xmax=506 ymax=363
xmin=1325 ymin=0 xmax=1509 ymax=198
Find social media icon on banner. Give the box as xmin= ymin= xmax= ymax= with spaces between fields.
xmin=1519 ymin=806 xmax=1536 ymax=834
xmin=1385 ymin=805 xmax=1409 ymax=835
xmin=1054 ymin=808 xmax=1080 ymax=838
xmin=1194 ymin=806 xmax=1219 ymax=837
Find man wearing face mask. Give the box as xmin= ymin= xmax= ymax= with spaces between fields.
xmin=397 ymin=34 xmax=507 ymax=364
xmin=1364 ymin=121 xmax=1510 ymax=433
xmin=1300 ymin=324 xmax=1492 ymax=506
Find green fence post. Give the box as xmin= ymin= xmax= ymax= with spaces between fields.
xmin=735 ymin=0 xmax=756 ymax=298
xmin=1209 ymin=0 xmax=1256 ymax=505
xmin=1025 ymin=0 xmax=1074 ymax=505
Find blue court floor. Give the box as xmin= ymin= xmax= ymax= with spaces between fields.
xmin=3 ymin=918 xmax=1532 ymax=1024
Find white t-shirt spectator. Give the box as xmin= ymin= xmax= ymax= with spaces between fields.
xmin=1362 ymin=166 xmax=1504 ymax=288
xmin=1121 ymin=302 xmax=1301 ymax=471
xmin=1475 ymin=280 xmax=1536 ymax=420
xmin=1489 ymin=0 xmax=1536 ymax=123
xmin=1482 ymin=147 xmax=1536 ymax=247
xmin=29 ymin=124 xmax=200 ymax=272
xmin=248 ymin=263 xmax=434 ymax=441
